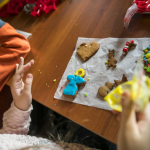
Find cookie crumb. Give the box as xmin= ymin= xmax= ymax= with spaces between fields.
xmin=88 ymin=78 xmax=90 ymax=81
xmin=53 ymin=79 xmax=56 ymax=82
xmin=85 ymin=93 xmax=88 ymax=97
xmin=101 ymin=72 xmax=103 ymax=74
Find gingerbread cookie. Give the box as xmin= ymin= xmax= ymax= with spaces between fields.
xmin=142 ymin=46 xmax=150 ymax=73
xmin=98 ymin=82 xmax=114 ymax=98
xmin=108 ymin=49 xmax=115 ymax=58
xmin=63 ymin=75 xmax=86 ymax=98
xmin=77 ymin=42 xmax=100 ymax=61
xmin=107 ymin=49 xmax=117 ymax=67
xmin=114 ymin=74 xmax=128 ymax=86
xmin=123 ymin=40 xmax=136 ymax=55
xmin=75 ymin=68 xmax=85 ymax=77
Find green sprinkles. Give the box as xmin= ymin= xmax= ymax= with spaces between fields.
xmin=75 ymin=23 xmax=77 ymax=25
xmin=85 ymin=93 xmax=88 ymax=97
xmin=71 ymin=59 xmax=73 ymax=62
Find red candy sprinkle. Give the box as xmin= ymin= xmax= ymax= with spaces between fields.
xmin=123 ymin=48 xmax=128 ymax=52
xmin=61 ymin=86 xmax=63 ymax=88
xmin=130 ymin=40 xmax=134 ymax=43
xmin=126 ymin=41 xmax=129 ymax=46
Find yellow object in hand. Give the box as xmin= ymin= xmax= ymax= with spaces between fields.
xmin=104 ymin=61 xmax=150 ymax=112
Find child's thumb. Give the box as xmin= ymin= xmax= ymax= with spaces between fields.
xmin=24 ymin=73 xmax=33 ymax=95
xmin=121 ymin=91 xmax=136 ymax=126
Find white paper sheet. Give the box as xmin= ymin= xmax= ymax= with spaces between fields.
xmin=54 ymin=37 xmax=149 ymax=110
xmin=16 ymin=29 xmax=32 ymax=39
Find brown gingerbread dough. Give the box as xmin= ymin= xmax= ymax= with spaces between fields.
xmin=98 ymin=82 xmax=114 ymax=98
xmin=77 ymin=42 xmax=100 ymax=61
xmin=114 ymin=74 xmax=128 ymax=86
xmin=108 ymin=50 xmax=117 ymax=67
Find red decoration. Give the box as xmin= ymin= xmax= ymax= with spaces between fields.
xmin=0 ymin=0 xmax=25 ymax=17
xmin=133 ymin=0 xmax=150 ymax=13
xmin=123 ymin=48 xmax=128 ymax=52
xmin=0 ymin=0 xmax=60 ymax=17
xmin=126 ymin=41 xmax=129 ymax=46
xmin=130 ymin=40 xmax=134 ymax=43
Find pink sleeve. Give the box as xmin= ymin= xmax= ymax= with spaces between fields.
xmin=0 ymin=101 xmax=33 ymax=135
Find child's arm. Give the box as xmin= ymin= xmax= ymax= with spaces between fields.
xmin=0 ymin=57 xmax=34 ymax=135
xmin=0 ymin=19 xmax=30 ymax=91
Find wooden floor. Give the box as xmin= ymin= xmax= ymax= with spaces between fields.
xmin=0 ymin=85 xmax=13 ymax=128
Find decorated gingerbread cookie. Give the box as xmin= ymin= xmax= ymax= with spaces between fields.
xmin=142 ymin=46 xmax=150 ymax=73
xmin=123 ymin=40 xmax=136 ymax=55
xmin=114 ymin=74 xmax=128 ymax=86
xmin=108 ymin=49 xmax=117 ymax=67
xmin=98 ymin=82 xmax=114 ymax=98
xmin=74 ymin=68 xmax=86 ymax=77
xmin=63 ymin=75 xmax=86 ymax=98
xmin=77 ymin=42 xmax=100 ymax=61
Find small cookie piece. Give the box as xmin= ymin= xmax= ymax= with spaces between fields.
xmin=63 ymin=75 xmax=86 ymax=98
xmin=108 ymin=56 xmax=117 ymax=67
xmin=75 ymin=68 xmax=85 ymax=77
xmin=114 ymin=74 xmax=128 ymax=86
xmin=98 ymin=82 xmax=114 ymax=98
xmin=77 ymin=42 xmax=100 ymax=61
xmin=123 ymin=40 xmax=136 ymax=55
xmin=109 ymin=49 xmax=115 ymax=58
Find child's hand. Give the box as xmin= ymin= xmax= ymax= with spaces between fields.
xmin=114 ymin=91 xmax=150 ymax=150
xmin=11 ymin=57 xmax=34 ymax=111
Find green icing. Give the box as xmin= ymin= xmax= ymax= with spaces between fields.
xmin=146 ymin=67 xmax=150 ymax=73
xmin=142 ymin=54 xmax=144 ymax=58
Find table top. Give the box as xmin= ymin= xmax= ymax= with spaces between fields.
xmin=4 ymin=0 xmax=150 ymax=143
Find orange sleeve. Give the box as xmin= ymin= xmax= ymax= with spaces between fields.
xmin=0 ymin=22 xmax=30 ymax=91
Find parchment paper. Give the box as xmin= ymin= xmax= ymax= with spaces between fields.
xmin=54 ymin=37 xmax=149 ymax=110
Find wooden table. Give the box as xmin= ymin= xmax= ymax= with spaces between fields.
xmin=3 ymin=0 xmax=150 ymax=143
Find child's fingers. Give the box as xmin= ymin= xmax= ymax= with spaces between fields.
xmin=16 ymin=64 xmax=19 ymax=71
xmin=19 ymin=57 xmax=24 ymax=69
xmin=23 ymin=73 xmax=33 ymax=96
xmin=17 ymin=59 xmax=34 ymax=76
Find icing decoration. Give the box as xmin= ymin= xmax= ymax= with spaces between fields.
xmin=53 ymin=79 xmax=56 ymax=82
xmin=63 ymin=75 xmax=86 ymax=96
xmin=85 ymin=93 xmax=88 ymax=97
xmin=123 ymin=40 xmax=136 ymax=55
xmin=74 ymin=68 xmax=85 ymax=77
xmin=142 ymin=45 xmax=150 ymax=73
